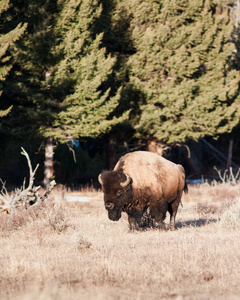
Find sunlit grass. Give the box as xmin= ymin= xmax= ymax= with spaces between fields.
xmin=0 ymin=183 xmax=240 ymax=300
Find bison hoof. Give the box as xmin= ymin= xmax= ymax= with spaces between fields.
xmin=168 ymin=223 xmax=176 ymax=231
xmin=155 ymin=222 xmax=167 ymax=231
xmin=129 ymin=223 xmax=140 ymax=231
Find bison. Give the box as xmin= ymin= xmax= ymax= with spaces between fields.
xmin=98 ymin=151 xmax=188 ymax=230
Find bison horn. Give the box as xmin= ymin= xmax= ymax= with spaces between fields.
xmin=98 ymin=173 xmax=103 ymax=185
xmin=120 ymin=173 xmax=131 ymax=187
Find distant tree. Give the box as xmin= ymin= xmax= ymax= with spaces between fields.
xmin=125 ymin=0 xmax=240 ymax=144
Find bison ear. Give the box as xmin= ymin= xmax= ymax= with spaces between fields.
xmin=98 ymin=173 xmax=103 ymax=185
xmin=120 ymin=173 xmax=131 ymax=187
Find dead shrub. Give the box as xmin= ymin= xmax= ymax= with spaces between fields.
xmin=0 ymin=212 xmax=27 ymax=234
xmin=0 ymin=205 xmax=46 ymax=235
xmin=75 ymin=233 xmax=92 ymax=250
xmin=0 ymin=202 xmax=70 ymax=236
xmin=45 ymin=205 xmax=70 ymax=233
xmin=195 ymin=203 xmax=220 ymax=215
xmin=183 ymin=182 xmax=240 ymax=204
xmin=219 ymin=198 xmax=240 ymax=229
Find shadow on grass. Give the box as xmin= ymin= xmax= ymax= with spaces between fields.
xmin=175 ymin=218 xmax=218 ymax=229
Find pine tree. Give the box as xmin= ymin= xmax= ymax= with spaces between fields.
xmin=0 ymin=0 xmax=26 ymax=118
xmin=125 ymin=0 xmax=240 ymax=144
xmin=0 ymin=0 xmax=60 ymax=186
xmin=52 ymin=0 xmax=128 ymax=141
xmin=1 ymin=0 xmax=60 ymax=138
xmin=2 ymin=0 xmax=128 ymax=141
xmin=1 ymin=0 xmax=129 ymax=183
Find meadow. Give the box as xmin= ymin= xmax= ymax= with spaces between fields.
xmin=0 ymin=182 xmax=240 ymax=300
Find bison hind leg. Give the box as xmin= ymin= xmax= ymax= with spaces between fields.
xmin=168 ymin=198 xmax=181 ymax=230
xmin=149 ymin=202 xmax=168 ymax=230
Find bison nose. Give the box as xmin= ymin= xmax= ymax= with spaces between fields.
xmin=105 ymin=203 xmax=114 ymax=210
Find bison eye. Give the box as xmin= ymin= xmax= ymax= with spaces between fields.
xmin=116 ymin=190 xmax=122 ymax=196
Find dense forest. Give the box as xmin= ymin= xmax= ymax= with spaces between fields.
xmin=0 ymin=0 xmax=240 ymax=188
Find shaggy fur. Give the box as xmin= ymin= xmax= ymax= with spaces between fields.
xmin=99 ymin=151 xmax=188 ymax=230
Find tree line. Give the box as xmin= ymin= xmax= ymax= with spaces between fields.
xmin=1 ymin=0 xmax=240 ymax=186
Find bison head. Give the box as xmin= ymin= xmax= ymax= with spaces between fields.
xmin=98 ymin=170 xmax=132 ymax=221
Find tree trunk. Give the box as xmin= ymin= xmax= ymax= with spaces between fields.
xmin=227 ymin=139 xmax=234 ymax=169
xmin=106 ymin=139 xmax=117 ymax=170
xmin=44 ymin=137 xmax=54 ymax=188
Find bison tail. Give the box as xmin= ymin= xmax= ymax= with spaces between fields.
xmin=184 ymin=181 xmax=188 ymax=194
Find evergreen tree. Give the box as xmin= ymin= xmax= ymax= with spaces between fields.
xmin=1 ymin=0 xmax=129 ymax=183
xmin=2 ymin=0 xmax=128 ymax=141
xmin=125 ymin=0 xmax=240 ymax=144
xmin=52 ymin=0 xmax=128 ymax=141
xmin=1 ymin=0 xmax=60 ymax=138
xmin=0 ymin=0 xmax=26 ymax=118
xmin=0 ymin=0 xmax=60 ymax=186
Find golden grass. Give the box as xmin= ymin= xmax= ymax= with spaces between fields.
xmin=1 ymin=183 xmax=240 ymax=300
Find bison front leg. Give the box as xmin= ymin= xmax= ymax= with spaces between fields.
xmin=128 ymin=215 xmax=140 ymax=230
xmin=127 ymin=208 xmax=144 ymax=230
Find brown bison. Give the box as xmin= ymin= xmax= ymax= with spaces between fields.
xmin=98 ymin=151 xmax=188 ymax=230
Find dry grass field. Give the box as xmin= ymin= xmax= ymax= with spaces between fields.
xmin=1 ymin=183 xmax=240 ymax=300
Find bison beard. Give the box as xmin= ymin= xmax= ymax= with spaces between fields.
xmin=98 ymin=151 xmax=187 ymax=230
xmin=126 ymin=207 xmax=165 ymax=230
xmin=107 ymin=208 xmax=122 ymax=221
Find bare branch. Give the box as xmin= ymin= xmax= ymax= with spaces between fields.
xmin=67 ymin=143 xmax=77 ymax=163
xmin=21 ymin=147 xmax=39 ymax=191
xmin=34 ymin=180 xmax=56 ymax=206
xmin=0 ymin=148 xmax=56 ymax=214
xmin=214 ymin=166 xmax=240 ymax=185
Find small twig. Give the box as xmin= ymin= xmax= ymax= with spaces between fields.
xmin=235 ymin=168 xmax=240 ymax=181
xmin=0 ymin=179 xmax=10 ymax=199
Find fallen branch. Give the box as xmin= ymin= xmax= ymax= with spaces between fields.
xmin=35 ymin=179 xmax=56 ymax=206
xmin=0 ymin=148 xmax=56 ymax=214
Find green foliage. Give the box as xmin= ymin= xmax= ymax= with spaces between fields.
xmin=0 ymin=0 xmax=60 ymax=139
xmin=0 ymin=0 xmax=26 ymax=119
xmin=125 ymin=0 xmax=240 ymax=143
xmin=51 ymin=0 xmax=129 ymax=141
xmin=1 ymin=0 xmax=128 ymax=143
xmin=1 ymin=0 xmax=240 ymax=147
xmin=0 ymin=105 xmax=12 ymax=117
